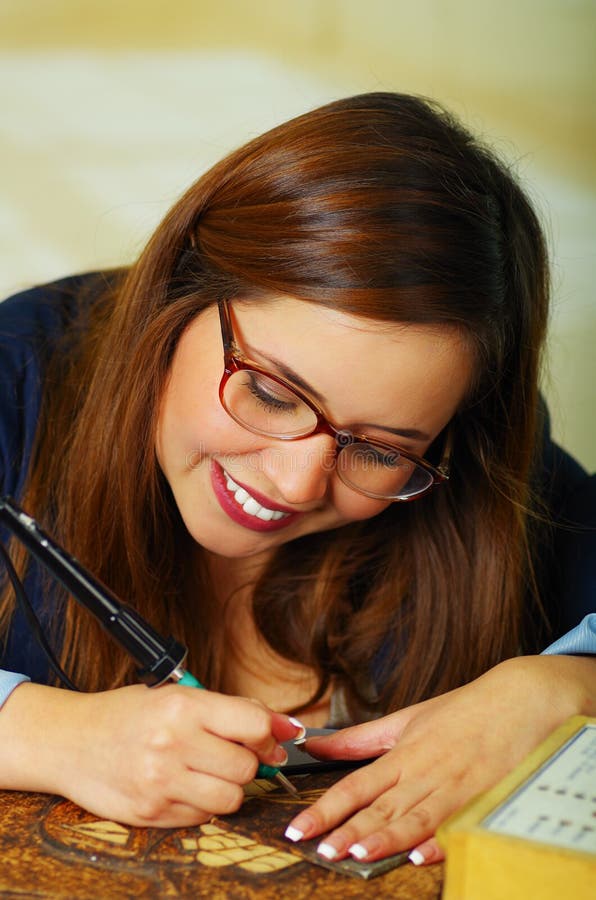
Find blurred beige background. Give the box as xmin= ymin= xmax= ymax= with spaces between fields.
xmin=1 ymin=0 xmax=595 ymax=468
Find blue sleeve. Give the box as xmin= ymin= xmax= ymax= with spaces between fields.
xmin=0 ymin=670 xmax=31 ymax=707
xmin=541 ymin=613 xmax=596 ymax=656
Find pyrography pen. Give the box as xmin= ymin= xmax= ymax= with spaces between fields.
xmin=0 ymin=496 xmax=297 ymax=797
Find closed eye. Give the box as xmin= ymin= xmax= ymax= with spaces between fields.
xmin=246 ymin=372 xmax=299 ymax=413
xmin=350 ymin=443 xmax=410 ymax=468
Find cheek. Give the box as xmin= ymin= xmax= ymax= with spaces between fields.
xmin=157 ymin=387 xmax=268 ymax=477
xmin=329 ymin=482 xmax=392 ymax=523
xmin=157 ymin=370 xmax=218 ymax=452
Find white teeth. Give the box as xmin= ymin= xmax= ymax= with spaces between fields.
xmin=235 ymin=487 xmax=250 ymax=505
xmin=226 ymin=475 xmax=240 ymax=491
xmin=223 ymin=471 xmax=290 ymax=521
xmin=243 ymin=497 xmax=261 ymax=516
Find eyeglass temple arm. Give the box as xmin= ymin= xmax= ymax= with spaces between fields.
xmin=217 ymin=300 xmax=236 ymax=356
xmin=436 ymin=427 xmax=452 ymax=479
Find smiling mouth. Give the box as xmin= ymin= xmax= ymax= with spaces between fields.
xmin=223 ymin=471 xmax=291 ymax=522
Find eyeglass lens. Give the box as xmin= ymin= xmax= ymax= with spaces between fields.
xmin=222 ymin=369 xmax=434 ymax=500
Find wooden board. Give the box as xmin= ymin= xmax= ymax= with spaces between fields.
xmin=0 ymin=771 xmax=443 ymax=899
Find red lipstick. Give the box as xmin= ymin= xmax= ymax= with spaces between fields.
xmin=210 ymin=461 xmax=302 ymax=533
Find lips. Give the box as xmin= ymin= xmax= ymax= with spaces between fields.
xmin=224 ymin=471 xmax=290 ymax=521
xmin=210 ymin=461 xmax=302 ymax=532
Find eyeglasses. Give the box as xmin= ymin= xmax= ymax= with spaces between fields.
xmin=217 ymin=300 xmax=450 ymax=501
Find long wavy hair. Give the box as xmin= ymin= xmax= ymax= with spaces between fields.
xmin=1 ymin=93 xmax=550 ymax=718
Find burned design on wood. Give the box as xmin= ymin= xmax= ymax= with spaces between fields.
xmin=57 ymin=817 xmax=300 ymax=873
xmin=244 ymin=776 xmax=328 ymax=805
xmin=61 ymin=820 xmax=131 ymax=846
xmin=0 ymin=782 xmax=443 ymax=896
xmin=38 ymin=777 xmax=314 ymax=876
xmin=180 ymin=823 xmax=300 ymax=872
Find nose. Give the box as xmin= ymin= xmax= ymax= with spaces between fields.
xmin=260 ymin=433 xmax=337 ymax=506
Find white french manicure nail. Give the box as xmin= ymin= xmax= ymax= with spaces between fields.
xmin=289 ymin=716 xmax=306 ymax=740
xmin=317 ymin=842 xmax=338 ymax=860
xmin=348 ymin=843 xmax=368 ymax=860
xmin=284 ymin=825 xmax=304 ymax=842
xmin=409 ymin=849 xmax=425 ymax=866
xmin=273 ymin=747 xmax=289 ymax=766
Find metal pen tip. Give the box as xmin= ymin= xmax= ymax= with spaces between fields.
xmin=274 ymin=770 xmax=299 ymax=797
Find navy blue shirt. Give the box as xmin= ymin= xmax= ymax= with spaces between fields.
xmin=1 ymin=274 xmax=595 ymax=682
xmin=0 ymin=274 xmax=100 ymax=680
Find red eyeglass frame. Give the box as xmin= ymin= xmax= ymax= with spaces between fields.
xmin=217 ymin=299 xmax=451 ymax=500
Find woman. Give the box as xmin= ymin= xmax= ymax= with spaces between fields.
xmin=0 ymin=92 xmax=594 ymax=867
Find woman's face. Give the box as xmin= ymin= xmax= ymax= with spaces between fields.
xmin=155 ymin=297 xmax=473 ymax=560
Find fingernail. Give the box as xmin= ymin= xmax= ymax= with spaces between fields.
xmin=293 ymin=736 xmax=307 ymax=747
xmin=273 ymin=745 xmax=289 ymax=765
xmin=285 ymin=813 xmax=315 ymax=840
xmin=409 ymin=849 xmax=425 ymax=866
xmin=317 ymin=842 xmax=338 ymax=860
xmin=288 ymin=716 xmax=306 ymax=740
xmin=348 ymin=843 xmax=368 ymax=860
xmin=284 ymin=825 xmax=304 ymax=842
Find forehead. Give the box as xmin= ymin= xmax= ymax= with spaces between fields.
xmin=231 ymin=297 xmax=474 ymax=440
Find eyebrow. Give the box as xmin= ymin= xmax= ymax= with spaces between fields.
xmin=244 ymin=343 xmax=432 ymax=443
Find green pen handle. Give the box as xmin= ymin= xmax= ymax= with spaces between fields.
xmin=176 ymin=669 xmax=282 ymax=781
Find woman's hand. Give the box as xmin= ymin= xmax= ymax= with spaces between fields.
xmin=284 ymin=654 xmax=596 ymax=864
xmin=0 ymin=681 xmax=302 ymax=827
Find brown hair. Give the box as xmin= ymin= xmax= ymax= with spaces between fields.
xmin=1 ymin=93 xmax=549 ymax=717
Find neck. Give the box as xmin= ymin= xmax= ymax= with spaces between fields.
xmin=192 ymin=546 xmax=330 ymax=723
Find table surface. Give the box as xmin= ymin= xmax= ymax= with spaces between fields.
xmin=0 ymin=773 xmax=444 ymax=899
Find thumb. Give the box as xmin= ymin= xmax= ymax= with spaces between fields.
xmin=304 ymin=710 xmax=409 ymax=760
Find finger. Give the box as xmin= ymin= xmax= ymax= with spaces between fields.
xmin=137 ymin=802 xmax=212 ymax=829
xmin=408 ymin=837 xmax=445 ymax=866
xmin=130 ymin=770 xmax=246 ymax=826
xmin=270 ymin=712 xmax=307 ymax=743
xmin=241 ymin=702 xmax=306 ymax=746
xmin=243 ymin=699 xmax=306 ymax=742
xmin=326 ymin=788 xmax=457 ymax=863
xmin=182 ymin=689 xmax=273 ymax=742
xmin=285 ymin=755 xmax=401 ymax=842
xmin=304 ymin=694 xmax=453 ymax=761
xmin=304 ymin=716 xmax=406 ymax=761
xmin=184 ymin=731 xmax=262 ymax=784
xmin=312 ymin=783 xmax=434 ymax=861
xmin=176 ymin=690 xmax=286 ymax=766
xmin=86 ymin=791 xmax=214 ymax=829
xmin=240 ymin=713 xmax=305 ymax=766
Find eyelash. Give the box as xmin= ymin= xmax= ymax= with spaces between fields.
xmin=244 ymin=373 xmax=418 ymax=462
xmin=247 ymin=375 xmax=297 ymax=413
xmin=358 ymin=446 xmax=403 ymax=466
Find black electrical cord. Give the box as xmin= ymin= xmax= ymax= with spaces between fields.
xmin=0 ymin=542 xmax=78 ymax=691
